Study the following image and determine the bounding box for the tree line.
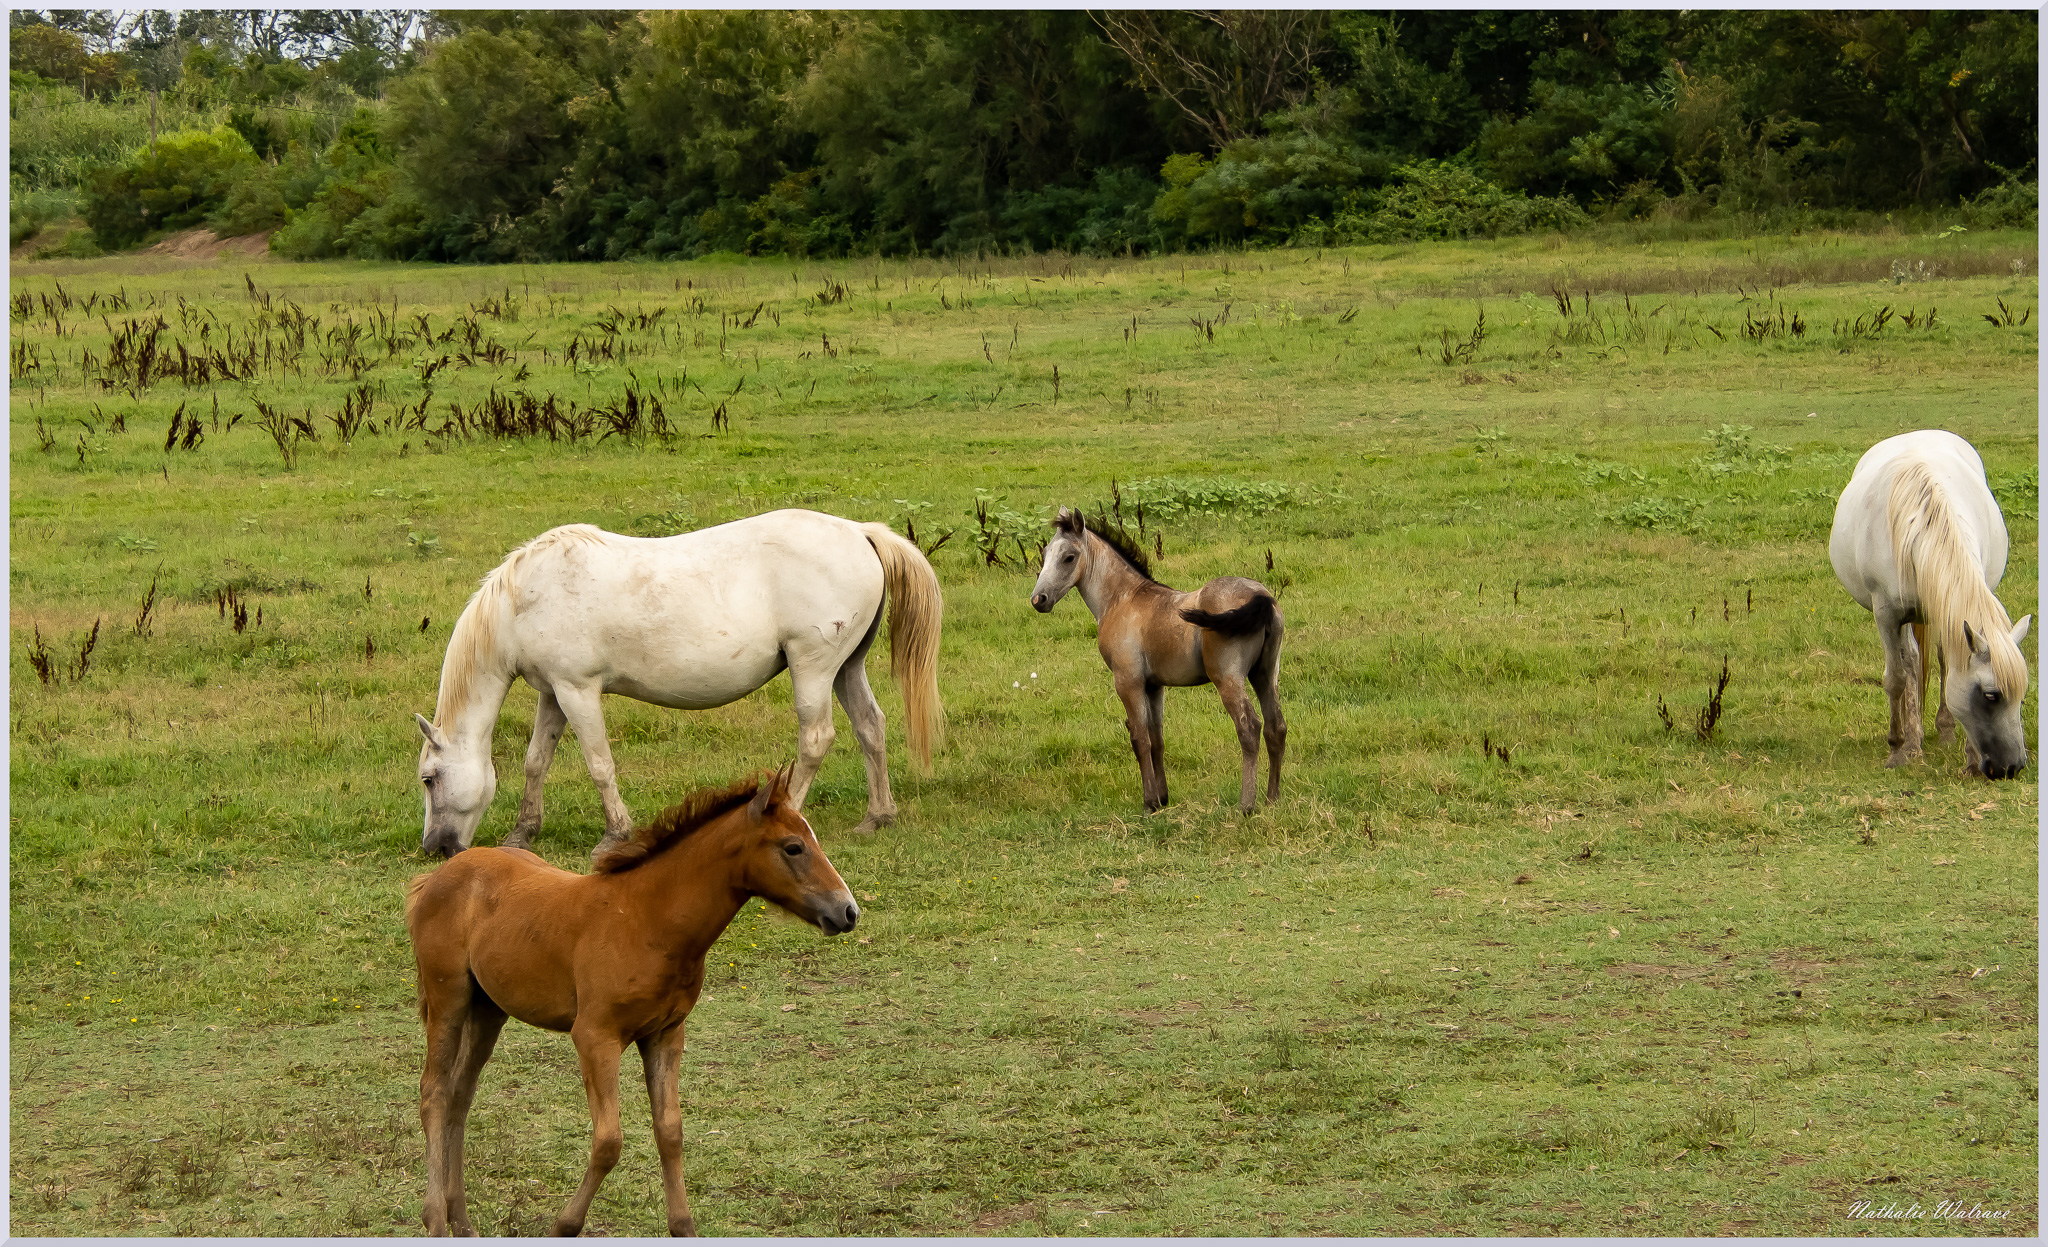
[10,9,2038,262]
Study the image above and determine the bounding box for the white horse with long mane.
[414,509,943,856]
[1829,430,2030,778]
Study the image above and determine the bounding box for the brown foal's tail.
[1180,593,1277,638]
[861,523,945,772]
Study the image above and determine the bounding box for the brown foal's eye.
[782,841,804,856]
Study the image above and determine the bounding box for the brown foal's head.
[737,767,860,935]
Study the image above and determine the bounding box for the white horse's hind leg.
[552,683,635,852]
[833,652,897,835]
[785,660,838,812]
[1879,609,1923,766]
[506,689,567,849]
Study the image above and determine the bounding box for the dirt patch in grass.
[140,228,273,261]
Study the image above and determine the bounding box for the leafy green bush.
[266,111,419,259]
[1959,167,2037,229]
[1687,423,1790,480]
[1119,477,1341,519]
[80,126,257,248]
[1991,467,2037,520]
[9,79,223,192]
[9,184,77,247]
[1478,80,1676,202]
[211,140,341,237]
[1309,161,1588,244]
[1002,167,1162,255]
[1152,95,1390,248]
[1598,495,1703,533]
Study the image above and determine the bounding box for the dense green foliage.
[9,9,2040,260]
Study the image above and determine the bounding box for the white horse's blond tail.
[862,523,945,771]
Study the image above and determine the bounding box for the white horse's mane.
[434,525,611,725]
[1887,460,2027,698]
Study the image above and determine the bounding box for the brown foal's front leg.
[638,1026,698,1236]
[1114,676,1164,810]
[553,1025,626,1237]
[1144,684,1169,808]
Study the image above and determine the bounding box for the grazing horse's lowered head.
[1949,616,2031,779]
[416,712,496,857]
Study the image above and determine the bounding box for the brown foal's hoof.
[669,1215,698,1236]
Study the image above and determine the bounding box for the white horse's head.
[1030,507,1088,612]
[416,713,497,856]
[1949,616,2031,779]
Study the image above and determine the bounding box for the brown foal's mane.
[590,775,762,874]
[1058,508,1156,583]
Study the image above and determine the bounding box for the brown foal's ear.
[748,763,795,820]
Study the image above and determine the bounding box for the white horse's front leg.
[1878,608,1923,766]
[506,689,568,849]
[552,683,635,853]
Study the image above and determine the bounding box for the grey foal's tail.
[1179,594,1277,638]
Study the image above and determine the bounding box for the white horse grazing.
[414,509,943,856]
[1829,430,2030,777]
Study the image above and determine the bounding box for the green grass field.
[9,228,2038,1236]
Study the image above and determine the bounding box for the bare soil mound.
[141,228,274,260]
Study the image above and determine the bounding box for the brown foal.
[1030,506,1286,812]
[405,765,858,1237]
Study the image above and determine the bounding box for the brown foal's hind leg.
[507,689,568,849]
[440,996,508,1236]
[553,1025,627,1237]
[419,973,488,1236]
[1214,672,1262,812]
[638,1026,697,1236]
